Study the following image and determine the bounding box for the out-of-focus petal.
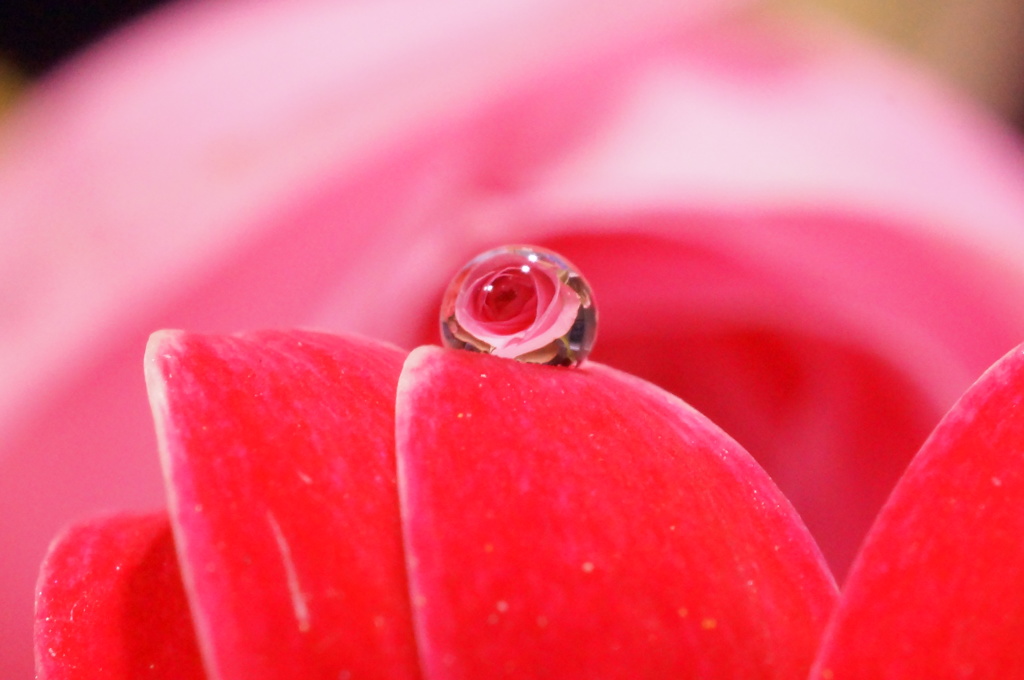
[146,330,419,680]
[0,2,743,668]
[34,513,205,680]
[811,342,1024,678]
[534,220,974,578]
[396,347,838,679]
[512,12,1024,575]
[0,0,738,436]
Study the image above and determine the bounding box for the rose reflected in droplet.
[440,245,596,366]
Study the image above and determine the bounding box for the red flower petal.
[396,347,838,678]
[812,343,1024,678]
[146,330,420,680]
[34,513,204,680]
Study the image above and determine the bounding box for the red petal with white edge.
[34,513,205,680]
[396,347,838,679]
[146,330,420,680]
[812,343,1024,679]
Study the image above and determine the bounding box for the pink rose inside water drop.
[454,250,582,359]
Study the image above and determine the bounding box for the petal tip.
[400,343,446,378]
[144,330,186,379]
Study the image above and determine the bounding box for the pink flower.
[442,245,595,363]
[37,329,838,679]
[33,328,1024,678]
[6,0,1024,676]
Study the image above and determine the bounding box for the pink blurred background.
[4,0,1024,677]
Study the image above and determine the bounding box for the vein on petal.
[266,511,311,633]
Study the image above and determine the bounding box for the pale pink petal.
[490,270,581,358]
[454,252,581,358]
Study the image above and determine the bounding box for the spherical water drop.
[440,245,597,367]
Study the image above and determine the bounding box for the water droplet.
[440,245,597,367]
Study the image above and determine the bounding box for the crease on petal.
[146,329,421,680]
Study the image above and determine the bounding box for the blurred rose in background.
[4,0,1024,676]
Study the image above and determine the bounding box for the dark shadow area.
[0,0,169,74]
